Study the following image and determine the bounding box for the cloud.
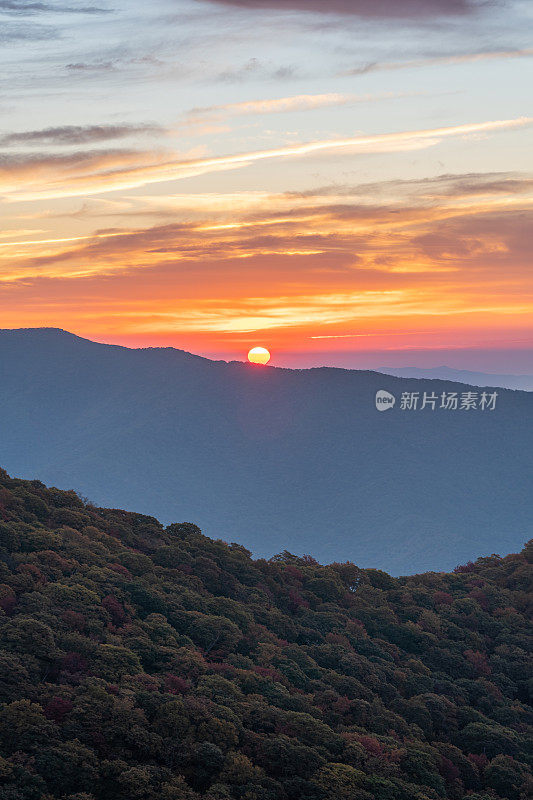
[189,91,403,119]
[214,58,298,83]
[1,117,530,201]
[0,124,162,147]
[1,158,531,365]
[0,21,58,41]
[0,0,108,41]
[0,148,156,194]
[286,172,533,201]
[410,173,533,199]
[0,1,108,13]
[65,61,118,73]
[199,0,489,19]
[1,179,531,342]
[64,54,166,76]
[3,171,532,272]
[343,48,533,76]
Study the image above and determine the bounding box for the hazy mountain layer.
[0,328,531,574]
[378,366,533,391]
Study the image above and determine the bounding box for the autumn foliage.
[0,469,531,800]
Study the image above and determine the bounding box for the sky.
[0,0,532,370]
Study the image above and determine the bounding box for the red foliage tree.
[61,610,86,631]
[61,652,89,674]
[464,649,491,677]
[44,697,73,723]
[102,595,126,627]
[164,675,190,694]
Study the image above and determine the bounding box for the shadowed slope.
[0,327,530,573]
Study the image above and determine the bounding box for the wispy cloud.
[1,164,531,354]
[343,48,533,75]
[65,61,117,73]
[200,0,488,20]
[0,0,109,42]
[2,171,531,278]
[63,54,165,77]
[214,58,298,83]
[0,1,108,14]
[0,21,58,41]
[2,117,530,201]
[0,124,162,147]
[1,193,531,341]
[189,91,406,119]
[286,173,533,202]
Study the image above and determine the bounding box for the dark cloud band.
[0,1,107,14]
[0,124,161,147]
[199,0,487,18]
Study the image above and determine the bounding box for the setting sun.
[247,346,271,365]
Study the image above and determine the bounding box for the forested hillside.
[0,470,531,800]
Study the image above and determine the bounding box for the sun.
[247,346,271,365]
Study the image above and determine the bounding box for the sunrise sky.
[1,0,532,369]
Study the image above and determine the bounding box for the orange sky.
[0,0,532,369]
[2,170,532,364]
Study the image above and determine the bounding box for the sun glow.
[247,347,271,365]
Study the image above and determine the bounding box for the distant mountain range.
[0,327,530,574]
[378,366,533,391]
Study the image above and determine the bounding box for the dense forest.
[0,470,531,800]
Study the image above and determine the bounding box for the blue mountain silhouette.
[0,327,530,574]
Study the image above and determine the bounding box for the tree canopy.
[0,469,531,799]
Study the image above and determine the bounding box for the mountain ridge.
[3,328,529,386]
[378,366,533,392]
[0,327,530,574]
